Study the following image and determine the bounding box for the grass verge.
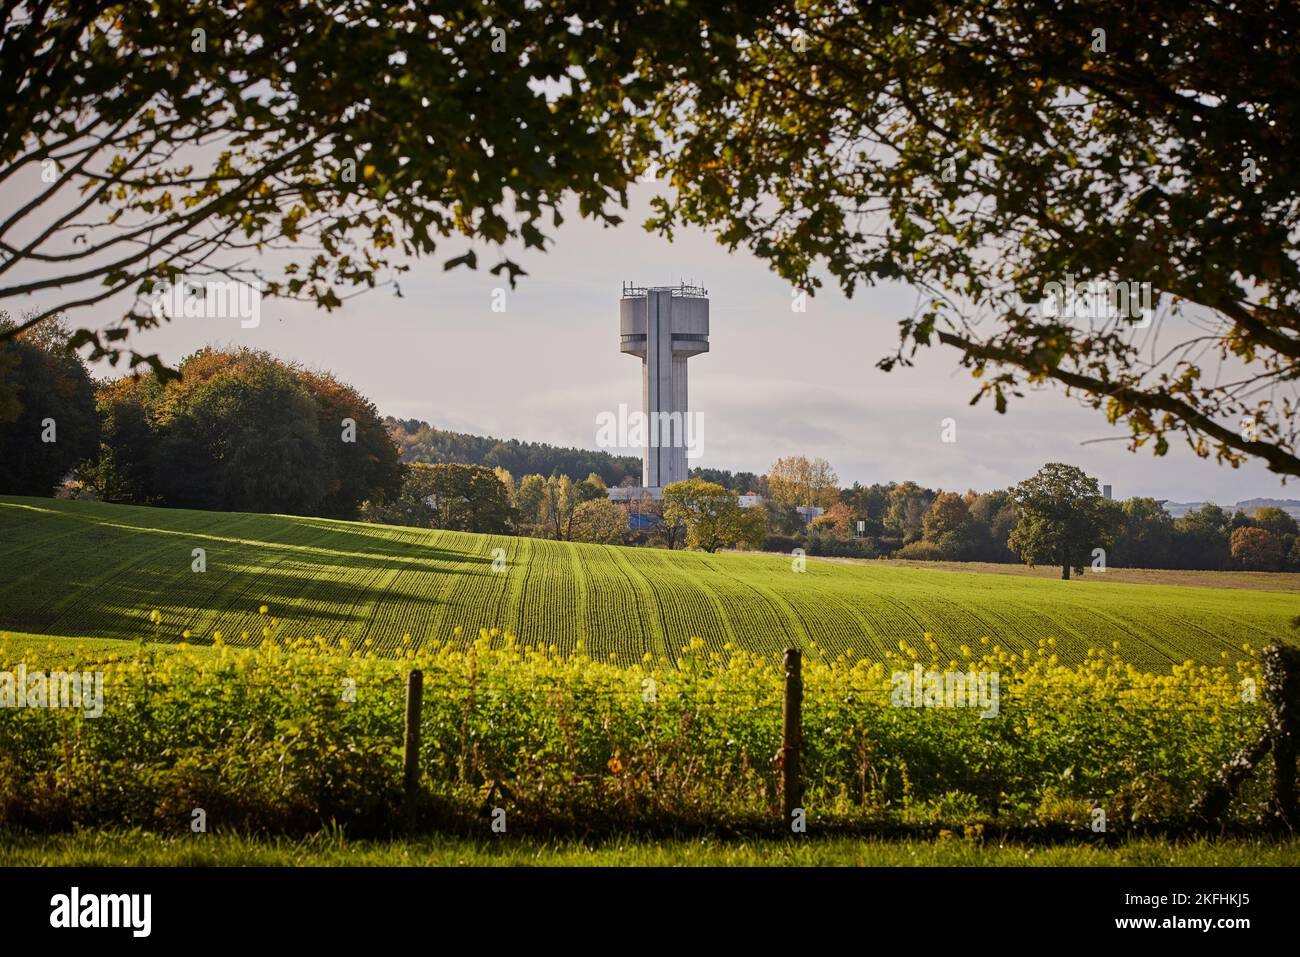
[3,829,1298,866]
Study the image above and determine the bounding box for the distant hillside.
[1237,498,1300,514]
[1163,499,1300,519]
[386,417,640,486]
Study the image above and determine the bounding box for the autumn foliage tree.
[767,455,839,509]
[808,500,857,538]
[1230,526,1284,571]
[570,498,628,545]
[540,474,578,541]
[149,353,331,513]
[1252,506,1299,541]
[295,368,403,518]
[88,348,399,516]
[922,491,972,545]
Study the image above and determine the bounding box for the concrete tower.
[619,282,709,491]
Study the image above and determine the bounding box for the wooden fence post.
[1265,646,1300,827]
[782,648,803,826]
[403,669,424,803]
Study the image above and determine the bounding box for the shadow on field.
[273,517,498,567]
[0,498,498,641]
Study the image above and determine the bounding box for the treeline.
[364,466,744,553]
[89,349,401,517]
[4,320,1296,573]
[363,464,641,546]
[388,417,641,487]
[770,476,1300,572]
[0,321,401,518]
[687,466,767,495]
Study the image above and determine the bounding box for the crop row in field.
[1,496,1295,667]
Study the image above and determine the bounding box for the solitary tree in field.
[1008,464,1113,580]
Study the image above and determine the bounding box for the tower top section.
[619,283,709,360]
[621,281,709,299]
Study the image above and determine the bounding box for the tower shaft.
[619,283,709,492]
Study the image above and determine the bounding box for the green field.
[1,496,1295,668]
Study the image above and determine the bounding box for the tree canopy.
[88,347,400,515]
[767,455,839,509]
[0,314,98,495]
[637,2,1300,479]
[0,0,671,372]
[662,478,766,553]
[5,2,1299,483]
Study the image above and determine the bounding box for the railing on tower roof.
[621,281,708,298]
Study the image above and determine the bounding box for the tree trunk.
[1061,556,1071,580]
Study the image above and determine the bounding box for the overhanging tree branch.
[937,329,1300,477]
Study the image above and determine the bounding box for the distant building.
[738,494,764,508]
[608,486,661,502]
[627,511,661,532]
[795,505,825,524]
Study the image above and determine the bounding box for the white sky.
[11,180,1292,505]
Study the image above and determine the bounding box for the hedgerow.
[0,626,1269,836]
